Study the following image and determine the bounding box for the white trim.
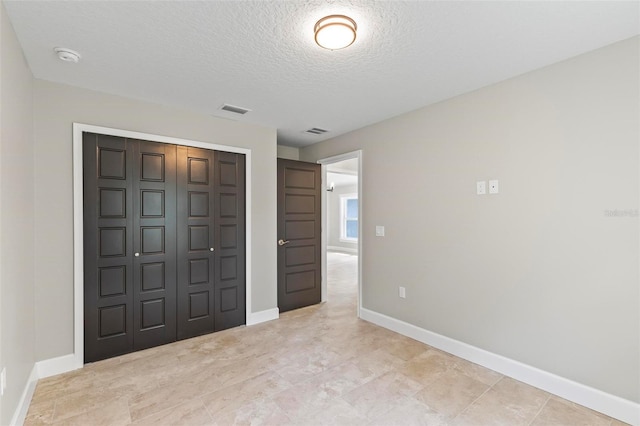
[72,123,255,368]
[10,366,37,426]
[35,354,79,379]
[246,308,280,326]
[360,307,640,426]
[318,151,363,317]
[327,245,358,254]
[326,168,357,176]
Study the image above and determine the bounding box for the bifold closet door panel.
[131,140,178,350]
[214,151,246,330]
[176,146,216,339]
[83,133,135,362]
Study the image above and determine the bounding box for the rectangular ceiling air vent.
[305,127,329,135]
[220,104,251,115]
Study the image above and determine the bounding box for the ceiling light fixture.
[54,47,81,63]
[314,15,357,50]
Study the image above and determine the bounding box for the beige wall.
[277,144,299,160]
[0,3,35,423]
[300,37,640,402]
[33,80,278,361]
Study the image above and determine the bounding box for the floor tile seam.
[448,361,502,389]
[197,394,217,423]
[335,393,398,424]
[124,396,134,425]
[346,363,394,390]
[525,394,552,426]
[405,392,455,421]
[48,399,58,425]
[449,379,494,423]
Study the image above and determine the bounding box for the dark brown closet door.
[176,146,216,339]
[84,135,177,361]
[84,133,135,362]
[85,132,246,361]
[131,140,177,350]
[213,151,246,330]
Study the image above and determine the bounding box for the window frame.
[340,193,358,243]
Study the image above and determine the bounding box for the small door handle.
[134,252,140,257]
[209,248,214,252]
[278,239,290,246]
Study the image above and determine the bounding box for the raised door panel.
[176,146,216,339]
[214,151,246,330]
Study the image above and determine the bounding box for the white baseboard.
[327,245,358,254]
[10,365,38,426]
[359,307,639,426]
[36,353,80,379]
[246,308,279,326]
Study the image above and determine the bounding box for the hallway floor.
[25,252,625,425]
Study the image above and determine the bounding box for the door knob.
[278,239,290,246]
[209,248,214,252]
[134,252,140,257]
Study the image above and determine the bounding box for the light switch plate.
[476,181,486,195]
[375,226,385,237]
[489,180,499,194]
[1,367,6,396]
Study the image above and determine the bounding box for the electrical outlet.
[375,226,385,237]
[399,286,406,298]
[476,181,486,195]
[1,367,6,396]
[489,179,499,194]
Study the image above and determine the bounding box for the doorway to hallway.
[319,152,362,316]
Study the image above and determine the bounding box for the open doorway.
[319,151,362,316]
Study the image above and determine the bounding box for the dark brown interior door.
[277,159,321,312]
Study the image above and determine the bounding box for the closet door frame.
[72,123,253,367]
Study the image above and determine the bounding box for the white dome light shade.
[314,15,357,50]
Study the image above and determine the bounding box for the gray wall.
[328,184,358,252]
[300,37,639,402]
[33,80,278,361]
[277,144,299,160]
[0,3,35,423]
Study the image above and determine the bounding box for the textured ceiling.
[4,1,639,147]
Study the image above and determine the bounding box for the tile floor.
[25,252,626,425]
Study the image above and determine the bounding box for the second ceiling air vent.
[305,127,329,135]
[220,104,251,115]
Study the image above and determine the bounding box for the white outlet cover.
[476,181,486,195]
[375,226,385,237]
[489,179,499,194]
[399,286,406,298]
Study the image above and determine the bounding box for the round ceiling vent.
[54,47,81,63]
